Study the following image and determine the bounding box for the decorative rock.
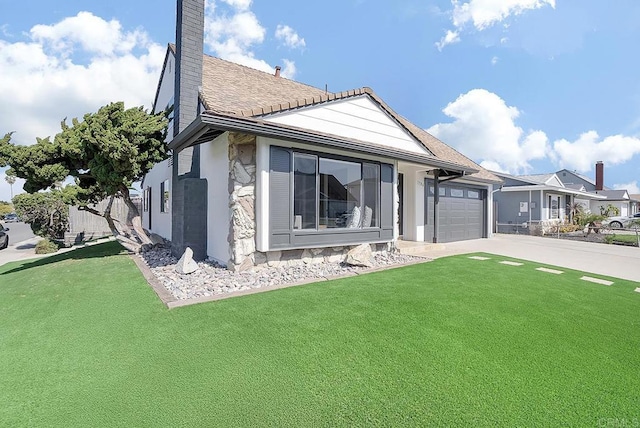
[175,247,200,274]
[345,243,374,267]
[142,246,423,301]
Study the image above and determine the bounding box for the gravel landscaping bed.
[141,247,425,300]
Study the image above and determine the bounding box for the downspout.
[433,169,440,243]
[528,190,532,225]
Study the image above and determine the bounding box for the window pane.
[293,154,317,229]
[468,190,479,199]
[451,188,464,198]
[319,158,361,228]
[161,180,170,212]
[362,163,379,228]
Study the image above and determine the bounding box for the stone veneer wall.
[227,132,394,272]
[227,132,257,271]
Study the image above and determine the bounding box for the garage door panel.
[424,182,485,243]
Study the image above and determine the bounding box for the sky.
[1,0,640,202]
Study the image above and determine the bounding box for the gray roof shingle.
[170,45,500,183]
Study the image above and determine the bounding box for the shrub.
[35,238,60,254]
[559,224,581,233]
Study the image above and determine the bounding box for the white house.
[142,0,501,271]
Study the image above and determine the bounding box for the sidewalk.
[0,237,45,267]
[0,236,116,268]
[412,234,640,283]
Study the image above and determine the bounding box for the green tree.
[12,190,70,239]
[599,204,620,217]
[0,200,13,218]
[0,102,168,252]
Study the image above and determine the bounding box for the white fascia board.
[500,185,606,199]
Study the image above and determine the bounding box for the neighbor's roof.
[556,168,611,190]
[166,45,500,183]
[593,189,629,200]
[515,173,556,185]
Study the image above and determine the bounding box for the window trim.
[290,149,382,233]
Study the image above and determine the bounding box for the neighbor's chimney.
[595,161,604,191]
[274,65,281,77]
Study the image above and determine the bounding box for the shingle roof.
[594,190,629,200]
[173,45,499,183]
[516,173,556,185]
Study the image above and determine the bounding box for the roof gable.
[173,51,500,183]
[261,94,432,156]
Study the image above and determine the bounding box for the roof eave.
[168,113,478,175]
[500,185,605,199]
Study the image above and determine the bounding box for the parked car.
[3,213,18,223]
[601,213,640,229]
[0,223,9,249]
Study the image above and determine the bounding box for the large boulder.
[175,247,200,274]
[344,244,374,268]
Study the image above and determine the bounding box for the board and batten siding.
[263,95,430,155]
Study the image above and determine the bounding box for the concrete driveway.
[0,222,43,267]
[422,234,640,283]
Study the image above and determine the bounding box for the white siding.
[154,53,176,139]
[263,95,430,155]
[141,51,175,239]
[142,159,172,240]
[201,133,230,264]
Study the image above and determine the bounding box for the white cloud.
[275,25,306,49]
[0,12,164,202]
[427,89,549,173]
[552,131,640,172]
[613,181,640,195]
[435,30,460,50]
[438,0,555,49]
[491,56,498,65]
[204,1,299,78]
[428,89,640,177]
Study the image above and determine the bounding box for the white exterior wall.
[263,96,430,155]
[142,159,172,240]
[398,164,493,241]
[141,51,176,240]
[255,136,398,252]
[590,200,629,217]
[154,53,176,134]
[201,133,230,264]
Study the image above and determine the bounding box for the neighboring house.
[491,172,602,232]
[556,162,635,216]
[592,190,632,217]
[142,0,501,271]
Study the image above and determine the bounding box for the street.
[2,221,35,245]
[0,221,40,267]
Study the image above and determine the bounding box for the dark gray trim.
[269,145,394,251]
[169,114,477,175]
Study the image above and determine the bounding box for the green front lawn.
[605,233,640,246]
[1,243,639,426]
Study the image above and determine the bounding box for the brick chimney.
[174,0,204,138]
[595,161,604,191]
[171,0,208,261]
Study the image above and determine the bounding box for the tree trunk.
[79,195,146,253]
[119,186,153,246]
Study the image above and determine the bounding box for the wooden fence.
[64,196,142,246]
